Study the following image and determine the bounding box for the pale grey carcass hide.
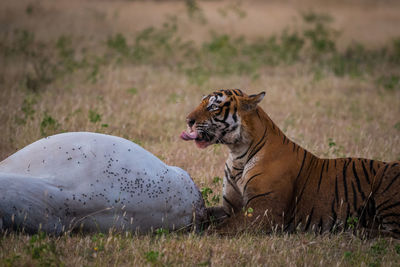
[0,132,206,234]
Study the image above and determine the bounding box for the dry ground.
[0,0,400,266]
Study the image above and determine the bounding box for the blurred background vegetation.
[0,0,400,265]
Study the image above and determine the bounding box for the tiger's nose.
[187,118,195,127]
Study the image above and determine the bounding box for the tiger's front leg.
[213,190,292,233]
[239,185,294,233]
[217,171,294,233]
[206,175,243,228]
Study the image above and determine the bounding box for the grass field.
[1,0,400,265]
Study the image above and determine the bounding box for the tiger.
[180,89,400,237]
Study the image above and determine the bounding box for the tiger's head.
[180,89,265,149]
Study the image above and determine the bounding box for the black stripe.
[224,169,229,180]
[234,171,243,181]
[295,150,307,183]
[256,109,262,122]
[232,89,240,96]
[214,107,224,116]
[369,160,374,172]
[378,201,400,213]
[243,173,263,194]
[246,127,267,163]
[382,173,400,194]
[218,100,231,109]
[343,159,349,202]
[325,159,330,172]
[294,157,317,208]
[226,175,241,196]
[245,191,273,207]
[318,217,323,233]
[351,182,358,210]
[223,196,235,211]
[232,106,237,122]
[383,221,400,227]
[282,135,286,144]
[214,103,231,123]
[292,142,296,152]
[334,160,337,169]
[391,229,400,234]
[246,140,266,164]
[352,161,366,200]
[381,213,400,219]
[224,168,229,179]
[250,125,267,153]
[222,105,230,121]
[375,164,390,192]
[317,160,326,192]
[370,160,376,175]
[235,141,253,160]
[376,198,391,210]
[225,163,233,180]
[306,156,316,174]
[295,174,312,206]
[304,207,315,231]
[361,160,371,184]
[366,192,376,220]
[232,166,243,171]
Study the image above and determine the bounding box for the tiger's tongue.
[180,130,210,149]
[180,131,198,141]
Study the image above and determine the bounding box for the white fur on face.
[207,95,227,110]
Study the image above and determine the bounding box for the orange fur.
[184,89,400,237]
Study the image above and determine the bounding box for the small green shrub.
[91,233,105,252]
[212,176,222,184]
[391,38,400,63]
[377,75,400,91]
[40,113,60,137]
[155,228,169,236]
[26,232,61,266]
[346,216,359,229]
[144,250,161,263]
[394,122,400,131]
[127,87,138,95]
[326,138,345,157]
[185,0,207,24]
[56,35,82,73]
[88,109,101,123]
[201,187,220,206]
[26,4,34,15]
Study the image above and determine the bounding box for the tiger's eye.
[210,104,219,111]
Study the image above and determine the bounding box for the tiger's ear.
[241,91,265,111]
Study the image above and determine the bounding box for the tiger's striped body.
[182,89,400,237]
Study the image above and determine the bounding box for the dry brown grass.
[1,0,400,266]
[1,231,400,266]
